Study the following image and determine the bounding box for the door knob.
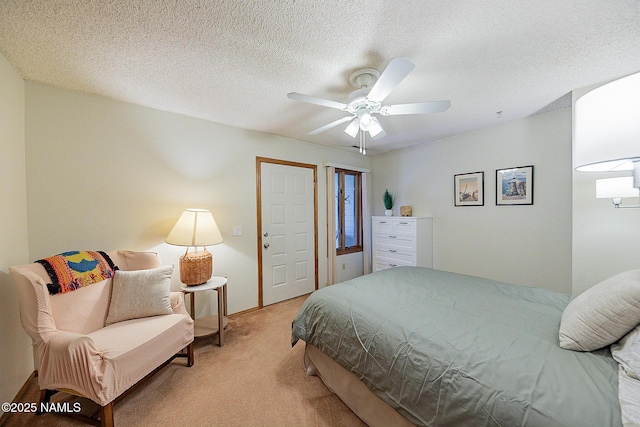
[263,232,269,237]
[263,243,270,249]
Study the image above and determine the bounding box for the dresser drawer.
[373,246,416,264]
[372,219,394,234]
[392,219,416,236]
[372,218,416,236]
[373,257,412,271]
[374,234,416,250]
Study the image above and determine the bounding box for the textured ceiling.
[1,1,640,155]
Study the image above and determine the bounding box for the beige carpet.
[2,295,366,427]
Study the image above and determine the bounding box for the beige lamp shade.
[166,208,223,285]
[166,208,223,247]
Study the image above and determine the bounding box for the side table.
[181,276,229,346]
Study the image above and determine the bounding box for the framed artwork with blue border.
[496,165,534,205]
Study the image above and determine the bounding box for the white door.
[260,161,316,306]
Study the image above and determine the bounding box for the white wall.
[24,82,371,317]
[371,109,573,293]
[0,54,32,412]
[336,252,364,283]
[572,84,640,296]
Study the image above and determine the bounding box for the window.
[335,169,362,254]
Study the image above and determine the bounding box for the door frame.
[256,157,318,308]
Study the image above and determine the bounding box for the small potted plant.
[382,189,394,216]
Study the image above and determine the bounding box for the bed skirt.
[303,343,416,427]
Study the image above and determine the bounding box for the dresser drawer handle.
[388,249,397,253]
[388,235,397,239]
[399,222,408,225]
[378,221,387,224]
[389,263,397,267]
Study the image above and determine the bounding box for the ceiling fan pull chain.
[362,131,367,155]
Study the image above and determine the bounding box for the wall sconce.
[574,71,640,194]
[166,208,224,285]
[596,177,640,208]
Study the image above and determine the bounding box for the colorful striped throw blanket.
[36,251,118,295]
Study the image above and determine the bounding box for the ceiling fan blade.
[380,100,451,116]
[366,58,415,103]
[287,92,347,110]
[308,116,354,135]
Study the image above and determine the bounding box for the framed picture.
[496,165,534,205]
[454,172,484,206]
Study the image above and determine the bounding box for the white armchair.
[10,250,194,427]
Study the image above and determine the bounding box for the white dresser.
[371,216,433,272]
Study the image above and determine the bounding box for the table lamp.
[166,208,223,285]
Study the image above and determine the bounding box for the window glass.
[335,169,362,255]
[344,174,357,248]
[335,173,341,250]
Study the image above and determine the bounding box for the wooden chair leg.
[100,402,114,427]
[187,341,194,367]
[36,389,56,415]
[33,346,191,426]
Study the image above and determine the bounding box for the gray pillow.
[559,269,640,351]
[105,265,173,325]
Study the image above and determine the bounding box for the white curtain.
[326,165,337,285]
[362,172,372,274]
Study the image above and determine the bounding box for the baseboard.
[230,306,259,318]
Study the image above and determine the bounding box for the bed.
[291,266,640,427]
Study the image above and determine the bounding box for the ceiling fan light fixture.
[344,119,360,138]
[359,111,373,131]
[368,117,383,137]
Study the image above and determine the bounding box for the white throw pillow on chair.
[105,264,173,325]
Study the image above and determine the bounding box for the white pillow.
[559,269,640,351]
[105,265,173,325]
[612,325,640,380]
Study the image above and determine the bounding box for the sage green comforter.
[291,267,621,427]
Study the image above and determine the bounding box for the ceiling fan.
[287,57,451,154]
